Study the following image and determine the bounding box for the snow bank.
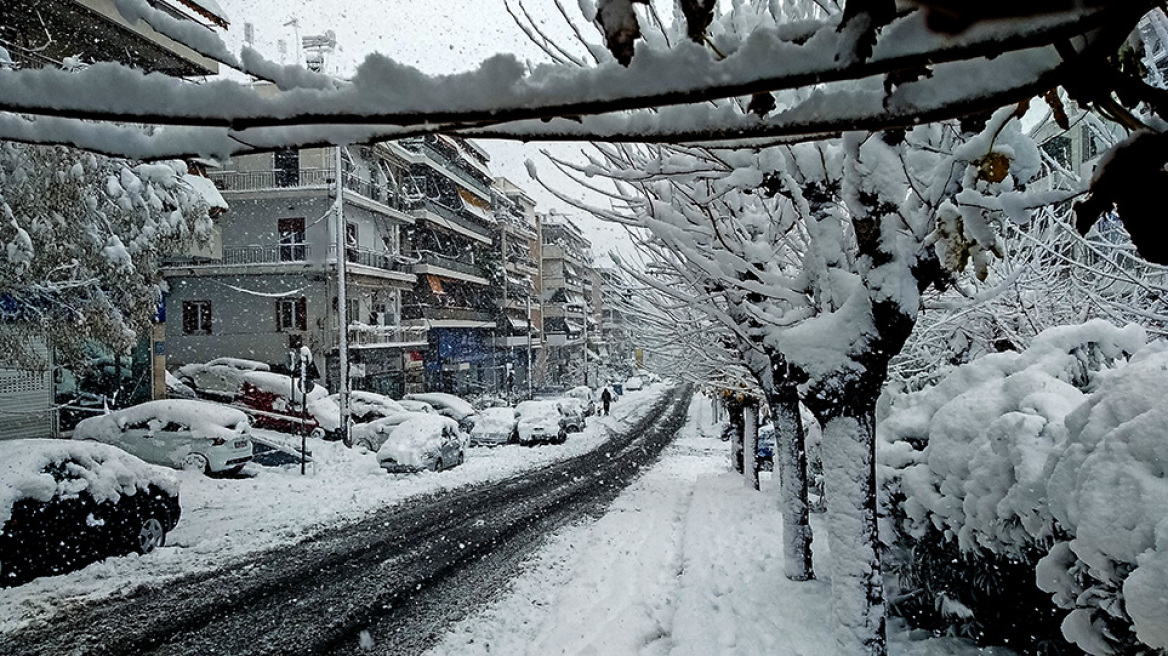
[1,439,178,525]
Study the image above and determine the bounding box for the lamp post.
[333,146,350,447]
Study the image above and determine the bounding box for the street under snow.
[5,386,1015,655]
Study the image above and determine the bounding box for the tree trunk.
[726,395,745,474]
[767,365,814,581]
[821,403,885,656]
[743,397,759,491]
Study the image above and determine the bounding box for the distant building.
[541,215,598,387]
[492,178,544,394]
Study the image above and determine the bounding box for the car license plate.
[234,440,248,449]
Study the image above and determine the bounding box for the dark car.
[1,439,182,587]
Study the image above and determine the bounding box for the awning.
[426,276,445,295]
[565,321,583,333]
[506,275,532,289]
[508,317,533,331]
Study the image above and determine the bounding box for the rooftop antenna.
[302,29,337,74]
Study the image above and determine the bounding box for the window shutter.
[203,302,212,334]
[296,297,307,331]
[183,303,195,334]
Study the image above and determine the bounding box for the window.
[274,149,300,187]
[277,297,307,332]
[279,218,306,262]
[182,301,212,335]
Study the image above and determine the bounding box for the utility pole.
[526,293,533,399]
[334,146,350,446]
[582,301,589,387]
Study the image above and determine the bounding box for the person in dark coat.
[600,387,612,416]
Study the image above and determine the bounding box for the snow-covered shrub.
[1037,340,1168,655]
[879,320,1145,651]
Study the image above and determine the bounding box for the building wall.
[0,335,53,438]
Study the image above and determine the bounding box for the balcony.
[167,243,415,277]
[208,169,409,212]
[506,255,540,275]
[402,305,496,326]
[412,250,488,284]
[400,139,492,197]
[348,324,429,348]
[408,198,494,242]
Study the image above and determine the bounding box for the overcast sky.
[216,0,637,267]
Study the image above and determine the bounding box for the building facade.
[540,216,598,388]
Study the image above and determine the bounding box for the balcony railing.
[402,305,496,323]
[401,139,492,196]
[348,324,429,347]
[506,255,540,273]
[208,169,408,211]
[415,250,485,279]
[408,198,494,239]
[169,243,413,275]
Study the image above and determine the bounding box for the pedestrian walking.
[600,387,612,416]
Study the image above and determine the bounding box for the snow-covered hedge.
[1038,341,1168,654]
[879,320,1161,653]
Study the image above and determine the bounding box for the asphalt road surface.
[2,385,693,656]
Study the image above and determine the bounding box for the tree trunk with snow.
[766,356,814,581]
[819,403,885,655]
[726,394,745,474]
[743,397,759,491]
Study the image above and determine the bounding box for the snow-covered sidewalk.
[423,394,1016,656]
[0,386,669,635]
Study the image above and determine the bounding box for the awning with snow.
[426,276,445,295]
[565,321,583,333]
[508,317,534,331]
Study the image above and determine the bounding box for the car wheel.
[458,449,465,466]
[432,457,444,472]
[135,517,167,554]
[181,452,209,474]
[356,437,375,451]
[310,427,326,440]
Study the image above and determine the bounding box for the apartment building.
[396,136,499,395]
[492,177,544,394]
[167,143,426,396]
[540,215,598,388]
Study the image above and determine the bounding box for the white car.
[555,397,587,433]
[469,407,518,446]
[332,390,408,423]
[376,415,466,473]
[174,357,270,400]
[403,392,478,432]
[74,399,253,475]
[350,410,432,451]
[624,376,645,391]
[565,386,597,416]
[397,399,435,414]
[514,400,567,445]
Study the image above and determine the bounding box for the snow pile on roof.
[240,371,326,401]
[376,415,457,469]
[1038,340,1168,654]
[404,393,475,420]
[74,399,250,442]
[1,439,178,525]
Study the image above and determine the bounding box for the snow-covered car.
[624,376,644,391]
[403,392,477,432]
[1,439,182,586]
[173,357,271,400]
[233,371,341,440]
[349,410,432,451]
[565,386,597,416]
[376,415,466,473]
[555,397,587,433]
[73,400,253,475]
[165,371,198,400]
[332,390,408,423]
[514,400,568,445]
[469,406,518,446]
[396,399,435,414]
